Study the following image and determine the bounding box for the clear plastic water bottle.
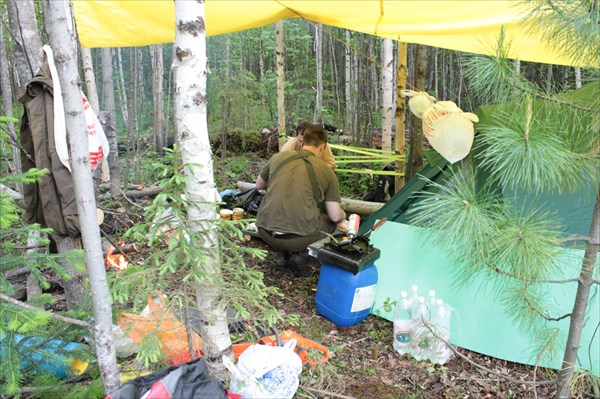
[409,285,419,314]
[428,290,436,310]
[430,298,453,364]
[393,291,412,356]
[411,296,431,361]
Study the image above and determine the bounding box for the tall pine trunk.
[557,187,600,398]
[174,0,232,377]
[41,0,119,393]
[406,44,426,180]
[395,41,408,191]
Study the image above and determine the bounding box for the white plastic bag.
[224,339,302,399]
[42,45,109,172]
[401,90,436,119]
[422,103,478,163]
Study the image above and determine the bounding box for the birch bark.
[381,38,394,155]
[6,0,43,97]
[41,0,120,393]
[81,47,99,113]
[174,0,232,376]
[314,23,323,123]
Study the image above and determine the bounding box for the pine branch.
[0,292,90,328]
[489,262,600,285]
[523,295,572,322]
[533,329,560,399]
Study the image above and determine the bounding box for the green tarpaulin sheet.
[370,222,599,374]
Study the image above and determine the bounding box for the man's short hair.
[302,125,328,147]
[295,121,313,136]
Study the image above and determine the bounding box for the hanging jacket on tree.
[19,61,80,239]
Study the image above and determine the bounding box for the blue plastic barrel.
[315,263,378,327]
[0,333,89,379]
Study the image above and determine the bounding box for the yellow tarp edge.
[73,0,597,68]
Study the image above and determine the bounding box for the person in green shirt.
[256,125,346,276]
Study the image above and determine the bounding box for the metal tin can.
[346,214,360,239]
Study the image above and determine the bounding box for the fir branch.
[0,293,90,328]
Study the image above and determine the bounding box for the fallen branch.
[0,292,90,328]
[124,186,163,198]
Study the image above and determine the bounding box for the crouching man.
[255,125,346,276]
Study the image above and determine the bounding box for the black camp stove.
[308,234,381,275]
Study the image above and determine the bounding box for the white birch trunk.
[381,38,394,155]
[314,23,323,123]
[151,45,165,152]
[276,20,286,149]
[6,0,43,97]
[174,0,232,375]
[575,67,582,88]
[116,48,129,130]
[41,0,120,393]
[345,30,352,131]
[81,47,99,114]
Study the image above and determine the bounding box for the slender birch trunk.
[381,38,394,155]
[6,0,43,97]
[152,45,165,153]
[81,47,100,113]
[575,67,582,88]
[314,23,323,123]
[174,0,232,377]
[276,20,286,149]
[41,0,119,393]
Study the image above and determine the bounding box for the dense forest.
[1,1,598,398]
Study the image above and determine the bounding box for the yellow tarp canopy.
[73,0,593,67]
